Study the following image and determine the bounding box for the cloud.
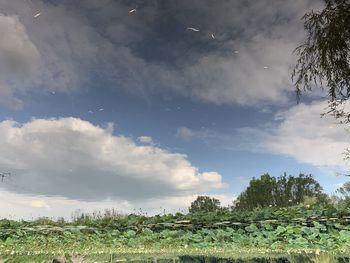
[0,82,24,110]
[0,117,225,201]
[137,136,153,144]
[30,199,50,208]
[177,127,194,139]
[0,14,41,109]
[0,15,40,75]
[238,101,350,170]
[0,188,235,220]
[0,0,323,108]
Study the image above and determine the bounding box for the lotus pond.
[1,204,350,262]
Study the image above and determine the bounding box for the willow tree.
[293,0,350,122]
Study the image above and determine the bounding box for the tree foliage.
[189,195,221,213]
[293,0,350,122]
[234,173,328,209]
[334,181,350,205]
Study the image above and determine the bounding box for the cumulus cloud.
[0,117,225,201]
[238,101,350,169]
[0,0,323,108]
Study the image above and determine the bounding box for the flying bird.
[98,108,104,111]
[211,33,215,39]
[234,50,239,54]
[129,8,137,13]
[187,27,200,32]
[88,110,93,114]
[263,66,269,69]
[34,12,41,18]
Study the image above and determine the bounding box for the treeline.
[189,173,350,213]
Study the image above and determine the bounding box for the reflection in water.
[105,255,350,263]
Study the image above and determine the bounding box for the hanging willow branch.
[292,0,350,122]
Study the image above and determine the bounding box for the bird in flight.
[98,108,104,111]
[129,8,137,13]
[187,27,200,32]
[34,12,41,18]
[234,50,239,54]
[211,33,215,39]
[263,66,269,69]
[88,110,93,114]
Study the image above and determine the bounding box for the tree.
[189,195,221,213]
[293,0,350,123]
[329,181,350,206]
[335,181,350,206]
[234,173,328,209]
[234,174,277,210]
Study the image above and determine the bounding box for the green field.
[1,204,350,262]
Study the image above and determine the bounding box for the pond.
[2,254,350,263]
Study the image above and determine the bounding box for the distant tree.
[335,181,350,206]
[293,0,350,123]
[275,173,329,206]
[189,195,221,213]
[234,173,328,209]
[234,174,277,210]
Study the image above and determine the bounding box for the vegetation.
[189,196,221,213]
[233,173,328,210]
[293,0,350,122]
[292,0,350,208]
[2,173,350,261]
[331,181,350,207]
[1,203,350,261]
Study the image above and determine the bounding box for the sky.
[0,0,349,220]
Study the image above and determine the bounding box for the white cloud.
[30,199,50,209]
[239,101,350,170]
[0,189,235,220]
[137,136,153,144]
[0,117,225,201]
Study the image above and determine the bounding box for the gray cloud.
[0,14,41,108]
[0,82,24,110]
[0,0,323,108]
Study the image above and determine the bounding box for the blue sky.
[0,0,349,220]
